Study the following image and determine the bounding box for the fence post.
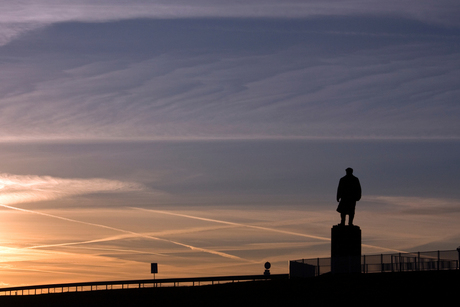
[417,252,420,271]
[363,255,366,273]
[317,258,320,276]
[457,247,460,269]
[437,250,440,270]
[381,254,384,273]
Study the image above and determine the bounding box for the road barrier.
[0,274,289,296]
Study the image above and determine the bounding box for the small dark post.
[363,254,366,273]
[437,250,440,270]
[457,247,460,269]
[418,251,421,271]
[381,254,384,273]
[331,225,361,274]
[151,263,158,280]
[264,262,271,275]
[317,257,320,275]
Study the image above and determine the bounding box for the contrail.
[132,207,332,241]
[132,207,407,253]
[28,224,235,251]
[0,204,247,261]
[27,235,167,257]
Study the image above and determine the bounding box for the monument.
[331,225,361,274]
[332,168,362,274]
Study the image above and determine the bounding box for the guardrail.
[290,249,460,278]
[0,274,289,296]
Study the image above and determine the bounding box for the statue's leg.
[340,213,346,225]
[349,211,354,226]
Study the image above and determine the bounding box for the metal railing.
[362,250,459,273]
[290,249,459,278]
[0,274,289,296]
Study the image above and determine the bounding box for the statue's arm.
[336,180,341,202]
[356,179,362,201]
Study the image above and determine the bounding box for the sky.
[0,1,459,287]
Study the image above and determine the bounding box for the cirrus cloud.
[0,173,144,205]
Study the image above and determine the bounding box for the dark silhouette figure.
[336,167,361,226]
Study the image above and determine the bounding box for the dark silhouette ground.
[1,270,458,307]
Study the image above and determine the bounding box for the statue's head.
[346,167,353,175]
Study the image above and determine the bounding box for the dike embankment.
[1,270,458,307]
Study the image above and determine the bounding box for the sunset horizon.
[0,1,459,288]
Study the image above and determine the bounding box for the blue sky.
[0,1,459,140]
[0,1,459,287]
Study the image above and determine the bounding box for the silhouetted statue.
[336,168,361,226]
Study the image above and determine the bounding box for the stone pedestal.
[331,225,361,274]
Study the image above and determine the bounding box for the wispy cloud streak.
[0,204,247,261]
[366,195,460,215]
[0,173,143,205]
[133,208,406,253]
[0,18,458,141]
[1,1,459,27]
[133,207,330,241]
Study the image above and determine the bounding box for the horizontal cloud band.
[0,173,144,205]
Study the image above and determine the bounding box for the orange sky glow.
[0,171,458,287]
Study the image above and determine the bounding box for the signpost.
[151,263,158,280]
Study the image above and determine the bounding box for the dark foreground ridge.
[1,270,458,307]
